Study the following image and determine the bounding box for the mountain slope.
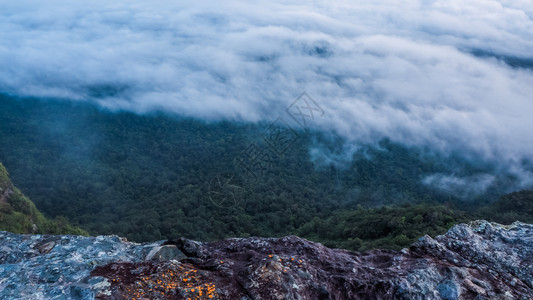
[0,162,86,235]
[1,94,526,244]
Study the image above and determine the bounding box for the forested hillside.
[0,162,86,235]
[0,94,531,249]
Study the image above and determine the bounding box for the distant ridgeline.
[0,162,86,235]
[0,94,532,250]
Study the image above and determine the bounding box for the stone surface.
[0,232,159,299]
[146,245,187,262]
[1,220,533,299]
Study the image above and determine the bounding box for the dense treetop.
[0,94,531,250]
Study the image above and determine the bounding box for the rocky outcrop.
[1,220,533,299]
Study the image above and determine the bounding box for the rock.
[145,245,187,261]
[0,231,155,299]
[164,237,207,258]
[33,237,59,254]
[1,221,533,299]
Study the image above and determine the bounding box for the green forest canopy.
[0,162,86,235]
[0,94,532,250]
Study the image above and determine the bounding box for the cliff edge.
[1,220,532,299]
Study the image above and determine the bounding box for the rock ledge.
[1,220,532,299]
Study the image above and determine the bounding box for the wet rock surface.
[1,220,533,299]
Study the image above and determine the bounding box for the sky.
[1,0,533,185]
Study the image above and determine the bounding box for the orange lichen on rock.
[93,262,219,299]
[267,254,305,271]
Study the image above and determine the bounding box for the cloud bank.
[1,0,533,176]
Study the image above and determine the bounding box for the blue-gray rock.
[1,220,533,299]
[0,232,162,299]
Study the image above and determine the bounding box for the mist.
[422,173,496,199]
[1,0,533,187]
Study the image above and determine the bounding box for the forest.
[0,162,86,235]
[0,93,532,250]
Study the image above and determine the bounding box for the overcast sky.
[1,0,533,177]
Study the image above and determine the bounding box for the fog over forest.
[1,0,533,187]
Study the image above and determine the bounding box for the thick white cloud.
[1,0,533,173]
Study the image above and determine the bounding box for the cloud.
[422,173,496,198]
[1,0,533,179]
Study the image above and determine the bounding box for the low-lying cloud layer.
[1,0,533,174]
[422,173,496,199]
